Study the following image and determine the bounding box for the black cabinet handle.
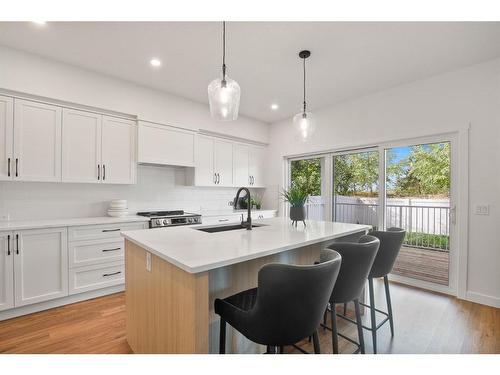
[214,173,217,184]
[103,271,121,277]
[7,235,10,256]
[97,164,100,180]
[7,158,10,177]
[102,247,121,252]
[15,158,18,177]
[102,228,121,232]
[16,234,19,255]
[217,173,220,184]
[103,164,106,181]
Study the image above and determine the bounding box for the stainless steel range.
[137,210,202,228]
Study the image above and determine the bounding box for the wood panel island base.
[122,218,370,354]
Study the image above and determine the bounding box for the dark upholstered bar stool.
[214,249,342,354]
[323,235,380,354]
[362,227,406,354]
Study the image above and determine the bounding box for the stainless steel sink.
[194,223,268,233]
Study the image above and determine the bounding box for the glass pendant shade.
[208,76,241,121]
[293,111,316,141]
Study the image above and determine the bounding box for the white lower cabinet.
[0,232,14,311]
[0,220,147,318]
[67,222,145,295]
[14,227,68,307]
[69,261,124,295]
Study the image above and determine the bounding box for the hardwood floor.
[0,280,498,354]
[393,246,449,285]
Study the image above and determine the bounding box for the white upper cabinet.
[101,116,136,184]
[249,145,266,187]
[214,139,233,187]
[195,134,265,188]
[194,135,234,187]
[13,99,62,182]
[0,232,14,311]
[13,227,68,307]
[0,95,14,181]
[138,122,194,167]
[62,109,102,183]
[232,143,266,188]
[194,135,216,186]
[233,143,250,187]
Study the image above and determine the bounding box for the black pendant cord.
[222,21,227,84]
[302,56,307,113]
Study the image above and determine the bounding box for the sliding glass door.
[288,134,458,294]
[384,141,454,288]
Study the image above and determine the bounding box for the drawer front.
[68,222,146,241]
[201,214,243,226]
[69,238,124,268]
[253,211,276,220]
[69,262,124,295]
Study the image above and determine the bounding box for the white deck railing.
[304,198,450,252]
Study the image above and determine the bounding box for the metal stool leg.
[343,302,347,316]
[312,331,321,354]
[330,303,339,354]
[368,278,377,354]
[219,319,226,354]
[384,276,394,337]
[354,299,365,354]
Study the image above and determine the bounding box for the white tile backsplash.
[0,165,259,220]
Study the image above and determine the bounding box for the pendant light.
[293,50,316,141]
[208,21,241,121]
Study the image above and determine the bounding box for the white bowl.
[107,207,128,211]
[109,200,127,208]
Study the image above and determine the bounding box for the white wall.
[0,165,262,219]
[0,45,269,143]
[265,59,500,307]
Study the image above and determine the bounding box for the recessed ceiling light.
[270,103,279,110]
[32,21,47,26]
[150,58,161,67]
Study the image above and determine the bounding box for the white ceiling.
[0,22,500,123]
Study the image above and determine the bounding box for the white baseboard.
[0,284,124,321]
[465,291,500,308]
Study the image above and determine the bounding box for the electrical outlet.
[0,213,10,221]
[474,205,490,215]
[146,252,152,272]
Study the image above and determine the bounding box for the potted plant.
[251,196,262,210]
[281,184,308,226]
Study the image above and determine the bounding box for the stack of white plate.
[107,200,128,217]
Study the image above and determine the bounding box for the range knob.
[163,219,170,226]
[155,219,163,226]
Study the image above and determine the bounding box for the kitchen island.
[121,217,370,354]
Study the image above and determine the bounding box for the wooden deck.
[392,246,449,285]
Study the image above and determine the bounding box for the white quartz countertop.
[121,217,370,274]
[0,215,149,231]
